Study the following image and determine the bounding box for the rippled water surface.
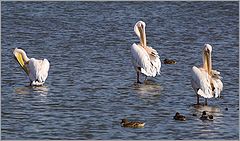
[1,1,239,140]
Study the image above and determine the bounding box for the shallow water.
[1,1,239,140]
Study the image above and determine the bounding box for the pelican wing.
[212,69,222,79]
[131,43,160,77]
[212,74,223,98]
[28,58,50,85]
[13,50,29,75]
[148,46,161,76]
[191,66,213,98]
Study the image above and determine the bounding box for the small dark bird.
[200,111,213,121]
[192,113,197,116]
[164,59,176,64]
[208,115,213,120]
[173,112,186,121]
[121,119,145,128]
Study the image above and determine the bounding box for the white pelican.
[131,21,161,83]
[13,48,50,86]
[191,44,223,105]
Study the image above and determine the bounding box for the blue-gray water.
[1,1,239,140]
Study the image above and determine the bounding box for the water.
[1,1,239,140]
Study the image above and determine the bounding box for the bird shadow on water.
[192,104,220,112]
[189,103,223,120]
[15,85,49,96]
[131,79,162,98]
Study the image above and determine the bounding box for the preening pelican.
[191,44,223,105]
[131,21,161,83]
[13,48,50,86]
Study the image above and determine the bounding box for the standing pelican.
[13,48,50,86]
[191,44,223,105]
[131,21,161,83]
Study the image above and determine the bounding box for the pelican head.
[202,44,212,75]
[13,48,30,75]
[204,44,212,53]
[134,21,146,47]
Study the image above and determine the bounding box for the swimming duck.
[200,111,213,121]
[163,59,176,64]
[121,119,145,128]
[192,113,197,116]
[173,112,186,121]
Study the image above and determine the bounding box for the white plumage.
[13,48,50,86]
[131,21,161,83]
[191,44,223,105]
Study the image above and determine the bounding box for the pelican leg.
[144,76,147,83]
[204,98,207,106]
[197,95,200,105]
[137,71,141,83]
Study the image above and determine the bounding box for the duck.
[163,58,176,64]
[121,119,145,128]
[173,112,186,121]
[200,111,213,121]
[192,113,197,116]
